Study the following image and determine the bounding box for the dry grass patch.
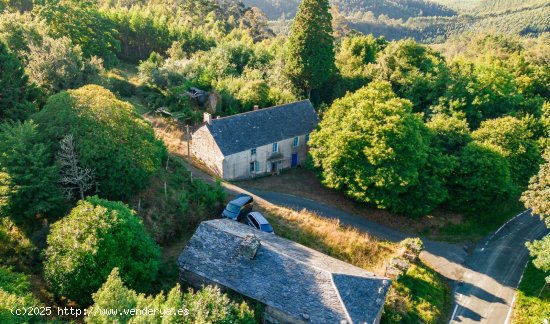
[257,204,397,275]
[251,201,450,323]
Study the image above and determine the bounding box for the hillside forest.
[0,0,548,323]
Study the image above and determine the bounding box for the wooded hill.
[245,0,550,42]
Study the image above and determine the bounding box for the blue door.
[291,153,298,167]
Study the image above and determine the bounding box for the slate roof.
[178,220,391,323]
[204,100,318,156]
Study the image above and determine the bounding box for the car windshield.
[226,203,240,213]
[260,224,273,232]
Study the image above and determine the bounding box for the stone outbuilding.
[191,100,319,180]
[178,220,391,323]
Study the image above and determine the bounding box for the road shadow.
[456,281,507,304]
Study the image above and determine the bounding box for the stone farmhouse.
[178,220,391,324]
[191,100,319,180]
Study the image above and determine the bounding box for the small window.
[293,136,299,147]
[273,142,279,153]
[305,134,310,143]
[250,161,260,173]
[251,148,256,156]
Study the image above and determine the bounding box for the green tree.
[32,85,166,201]
[34,0,120,67]
[26,36,100,94]
[284,0,336,98]
[434,59,524,128]
[0,12,44,58]
[473,116,542,189]
[426,114,472,155]
[0,122,63,224]
[521,150,550,221]
[0,267,42,324]
[0,41,36,122]
[309,81,443,216]
[86,268,256,323]
[370,39,449,115]
[448,143,514,213]
[526,236,550,283]
[44,196,161,305]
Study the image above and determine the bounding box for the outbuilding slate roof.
[205,100,318,156]
[178,219,391,323]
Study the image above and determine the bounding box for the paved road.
[450,210,548,324]
[246,189,468,282]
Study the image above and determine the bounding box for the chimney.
[203,112,212,125]
[253,105,259,111]
[240,234,261,260]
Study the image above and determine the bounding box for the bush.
[32,85,166,201]
[86,268,256,323]
[131,159,225,244]
[0,267,42,324]
[44,196,161,305]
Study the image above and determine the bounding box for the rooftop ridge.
[210,99,312,122]
[202,220,381,279]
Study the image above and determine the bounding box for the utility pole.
[186,124,191,164]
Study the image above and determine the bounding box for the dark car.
[221,194,253,221]
[245,212,275,234]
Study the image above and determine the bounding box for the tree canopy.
[44,196,161,305]
[284,0,335,98]
[0,41,36,122]
[0,121,63,224]
[473,116,542,189]
[448,143,514,213]
[32,85,166,200]
[309,81,444,216]
[86,268,256,323]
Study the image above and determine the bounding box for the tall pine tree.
[0,42,36,122]
[284,0,336,98]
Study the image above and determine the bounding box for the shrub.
[44,196,161,305]
[131,159,225,244]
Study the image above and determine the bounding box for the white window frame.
[250,161,259,173]
[251,148,257,156]
[273,142,279,153]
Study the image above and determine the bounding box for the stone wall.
[190,125,224,176]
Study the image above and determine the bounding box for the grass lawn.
[237,167,524,243]
[512,260,550,323]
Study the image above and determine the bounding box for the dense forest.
[247,0,549,42]
[0,0,548,322]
